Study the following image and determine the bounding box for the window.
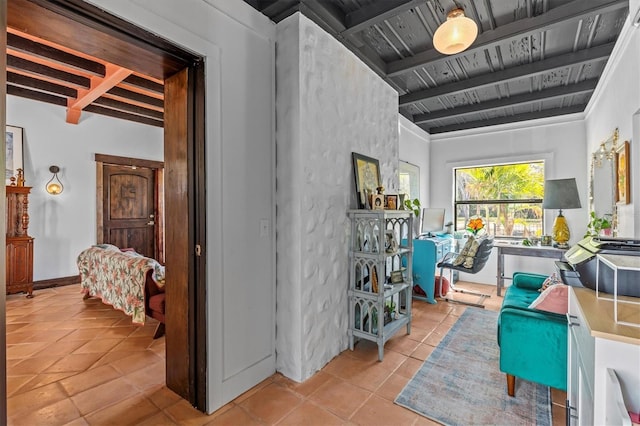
[455,162,544,238]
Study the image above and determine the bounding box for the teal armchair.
[497,272,567,396]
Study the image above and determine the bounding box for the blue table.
[412,236,452,303]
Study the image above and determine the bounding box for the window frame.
[453,161,546,239]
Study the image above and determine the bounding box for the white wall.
[86,0,276,413]
[429,118,587,284]
[585,19,640,238]
[6,95,162,280]
[275,13,399,382]
[399,115,430,206]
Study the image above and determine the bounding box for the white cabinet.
[567,288,640,425]
[348,210,412,361]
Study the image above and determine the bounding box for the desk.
[496,243,566,296]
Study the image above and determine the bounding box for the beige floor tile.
[350,394,417,425]
[409,343,435,361]
[45,353,105,374]
[164,399,215,426]
[7,382,69,419]
[145,385,184,410]
[9,397,81,426]
[137,411,180,426]
[278,400,344,426]
[273,371,333,398]
[307,378,371,420]
[204,406,263,426]
[84,394,160,425]
[59,364,122,396]
[71,377,139,415]
[4,282,562,426]
[72,338,124,354]
[395,357,424,379]
[373,373,409,402]
[239,382,303,424]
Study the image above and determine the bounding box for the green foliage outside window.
[455,162,545,238]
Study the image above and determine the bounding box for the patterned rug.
[395,308,551,425]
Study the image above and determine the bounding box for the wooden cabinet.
[6,186,34,297]
[567,287,640,425]
[347,210,413,361]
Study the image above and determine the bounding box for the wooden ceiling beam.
[7,32,106,77]
[93,96,164,120]
[425,104,586,134]
[387,0,627,77]
[400,42,614,107]
[123,74,164,95]
[107,87,165,108]
[7,71,78,98]
[7,84,67,106]
[414,79,598,123]
[84,104,163,127]
[7,54,91,88]
[66,64,133,124]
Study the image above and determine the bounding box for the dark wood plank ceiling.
[245,0,628,134]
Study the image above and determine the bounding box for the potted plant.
[404,198,421,236]
[584,211,613,237]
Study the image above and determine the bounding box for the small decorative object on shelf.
[16,168,25,187]
[372,194,385,210]
[348,209,413,360]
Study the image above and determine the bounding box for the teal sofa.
[497,272,567,396]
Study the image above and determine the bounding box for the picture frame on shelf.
[372,194,385,210]
[615,140,630,204]
[352,152,381,209]
[6,125,24,185]
[386,194,398,210]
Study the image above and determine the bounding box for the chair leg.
[507,374,515,397]
[153,322,165,339]
[438,264,490,308]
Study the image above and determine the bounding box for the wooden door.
[103,164,155,258]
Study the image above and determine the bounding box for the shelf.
[348,209,412,361]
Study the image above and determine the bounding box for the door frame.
[4,0,208,412]
[95,154,165,263]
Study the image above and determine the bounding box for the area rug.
[395,308,551,425]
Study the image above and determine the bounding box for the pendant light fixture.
[433,8,478,55]
[46,165,64,195]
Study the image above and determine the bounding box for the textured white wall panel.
[276,13,399,382]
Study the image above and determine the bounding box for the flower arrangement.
[466,216,485,236]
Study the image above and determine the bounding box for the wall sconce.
[46,165,64,195]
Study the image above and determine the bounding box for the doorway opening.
[5,0,208,412]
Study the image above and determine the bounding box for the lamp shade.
[433,8,478,55]
[543,178,581,210]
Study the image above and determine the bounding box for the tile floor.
[6,282,566,425]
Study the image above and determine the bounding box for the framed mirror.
[399,160,420,201]
[589,128,618,235]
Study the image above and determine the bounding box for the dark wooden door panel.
[103,164,155,258]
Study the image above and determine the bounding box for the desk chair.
[437,237,493,308]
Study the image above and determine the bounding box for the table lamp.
[542,178,581,248]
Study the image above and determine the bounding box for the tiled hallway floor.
[6,283,566,425]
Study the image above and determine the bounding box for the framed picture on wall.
[615,140,630,204]
[6,125,24,185]
[352,152,381,209]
